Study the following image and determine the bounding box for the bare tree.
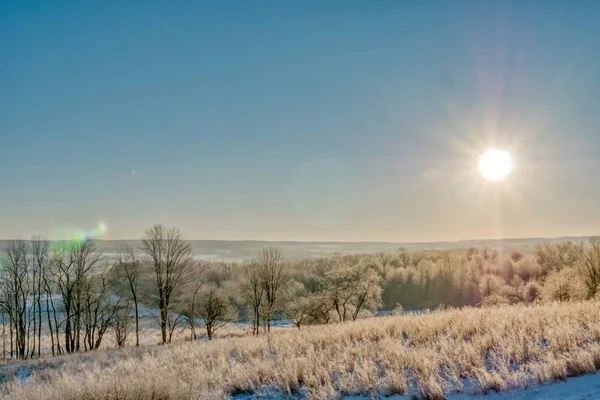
[0,240,29,358]
[288,296,311,329]
[30,237,50,358]
[240,262,264,335]
[1,311,7,359]
[349,266,382,321]
[290,294,335,328]
[282,281,332,329]
[181,280,202,341]
[321,259,382,322]
[51,242,77,354]
[534,242,583,272]
[581,237,600,298]
[82,273,122,351]
[42,251,62,355]
[140,224,193,344]
[397,247,411,268]
[51,240,103,353]
[257,247,284,332]
[115,245,141,346]
[377,252,392,277]
[113,301,132,348]
[167,313,186,343]
[196,284,234,340]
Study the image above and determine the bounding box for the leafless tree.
[30,237,50,358]
[51,240,103,353]
[140,224,193,344]
[115,244,141,346]
[240,262,264,335]
[349,266,382,321]
[288,296,311,329]
[43,254,62,356]
[167,313,186,343]
[397,247,411,268]
[181,280,202,341]
[534,241,583,272]
[113,300,132,348]
[82,273,122,351]
[257,247,284,332]
[283,281,332,329]
[377,251,393,276]
[0,240,29,358]
[581,237,600,298]
[196,284,234,340]
[1,311,7,359]
[322,259,382,322]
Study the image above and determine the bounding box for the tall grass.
[2,301,600,399]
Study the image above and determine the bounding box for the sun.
[478,149,513,181]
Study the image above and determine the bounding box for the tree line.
[0,224,384,359]
[1,225,599,360]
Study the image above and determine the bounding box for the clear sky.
[1,1,599,242]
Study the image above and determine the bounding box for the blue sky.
[1,1,599,241]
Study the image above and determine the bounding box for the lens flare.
[50,223,109,249]
[81,222,108,240]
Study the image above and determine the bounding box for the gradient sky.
[1,1,599,242]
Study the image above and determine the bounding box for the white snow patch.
[233,373,600,399]
[450,372,600,399]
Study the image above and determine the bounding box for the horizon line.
[0,234,597,245]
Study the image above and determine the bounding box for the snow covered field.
[234,373,600,399]
[2,303,600,400]
[452,372,600,399]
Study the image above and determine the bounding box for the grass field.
[1,301,599,399]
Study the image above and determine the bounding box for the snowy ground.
[234,373,600,399]
[451,373,600,399]
[3,358,600,398]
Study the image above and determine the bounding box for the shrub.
[511,251,524,263]
[542,268,587,302]
[498,285,520,304]
[523,281,543,303]
[480,293,510,307]
[479,274,503,298]
[392,303,404,316]
[514,257,544,282]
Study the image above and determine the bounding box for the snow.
[15,368,31,385]
[233,373,600,399]
[450,373,600,399]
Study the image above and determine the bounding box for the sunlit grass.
[2,301,600,399]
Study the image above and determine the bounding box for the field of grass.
[0,317,253,362]
[1,301,599,399]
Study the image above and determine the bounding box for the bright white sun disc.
[478,149,513,181]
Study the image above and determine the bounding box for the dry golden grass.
[0,318,252,365]
[2,301,600,399]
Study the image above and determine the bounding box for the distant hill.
[0,236,595,262]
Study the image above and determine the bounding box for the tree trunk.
[134,298,139,347]
[37,279,42,358]
[206,323,213,341]
[45,292,55,356]
[50,294,61,355]
[160,307,167,345]
[64,305,72,354]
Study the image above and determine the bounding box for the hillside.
[1,302,599,399]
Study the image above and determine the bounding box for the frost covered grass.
[0,318,253,365]
[2,301,600,399]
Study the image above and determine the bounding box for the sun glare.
[478,149,513,181]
